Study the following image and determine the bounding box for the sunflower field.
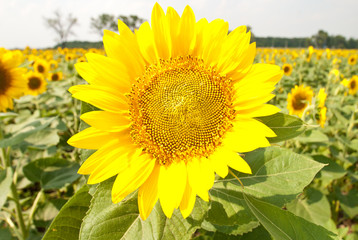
[1,4,358,240]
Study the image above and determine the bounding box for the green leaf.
[256,113,306,143]
[0,168,13,209]
[0,112,18,120]
[336,188,358,218]
[0,228,12,240]
[0,117,56,148]
[43,185,92,240]
[207,147,325,231]
[286,188,334,231]
[312,155,346,187]
[80,177,206,240]
[297,129,329,143]
[244,194,338,240]
[23,158,80,190]
[24,129,60,147]
[211,225,272,240]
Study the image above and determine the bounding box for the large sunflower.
[287,85,313,117]
[0,49,26,112]
[68,3,282,220]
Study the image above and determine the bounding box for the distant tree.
[44,10,78,48]
[118,15,145,31]
[312,30,329,48]
[90,14,118,38]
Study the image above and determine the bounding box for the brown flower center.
[292,92,308,110]
[28,77,42,90]
[129,56,235,165]
[0,64,11,94]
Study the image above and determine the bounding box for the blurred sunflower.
[49,72,63,82]
[0,50,27,112]
[348,55,357,65]
[49,59,58,70]
[282,63,293,76]
[77,56,87,63]
[317,88,327,108]
[318,107,327,128]
[68,3,282,220]
[33,59,49,76]
[25,71,47,96]
[287,85,313,117]
[347,76,358,95]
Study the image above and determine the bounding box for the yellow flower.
[0,50,27,112]
[287,85,313,117]
[68,3,282,220]
[347,76,358,95]
[282,63,293,76]
[33,59,49,76]
[317,88,327,108]
[77,56,87,63]
[348,55,357,65]
[24,71,47,96]
[318,107,327,128]
[48,72,63,82]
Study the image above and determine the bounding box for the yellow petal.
[227,153,252,174]
[103,32,146,80]
[152,3,171,59]
[112,154,155,203]
[237,104,281,117]
[77,130,132,175]
[179,178,196,219]
[138,163,160,220]
[158,161,187,218]
[187,158,215,201]
[174,5,196,57]
[208,147,229,178]
[85,53,132,92]
[222,118,275,153]
[70,85,128,113]
[67,127,118,150]
[210,146,252,175]
[136,22,159,64]
[80,111,130,132]
[201,19,228,66]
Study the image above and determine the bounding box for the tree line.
[44,12,358,49]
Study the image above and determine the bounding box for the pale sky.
[1,0,357,49]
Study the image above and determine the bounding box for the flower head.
[68,3,282,220]
[25,71,47,96]
[287,85,313,117]
[282,63,293,76]
[0,49,27,112]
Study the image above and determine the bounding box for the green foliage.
[42,185,92,240]
[23,158,80,190]
[79,178,207,240]
[257,113,306,143]
[244,194,337,240]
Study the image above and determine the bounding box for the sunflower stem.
[228,169,244,189]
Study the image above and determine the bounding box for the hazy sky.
[1,0,357,49]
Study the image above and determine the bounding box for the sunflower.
[48,72,63,82]
[33,59,49,76]
[68,3,282,220]
[348,55,357,65]
[25,71,47,96]
[282,63,293,76]
[347,75,358,95]
[0,50,27,112]
[317,88,326,108]
[318,107,327,128]
[287,85,313,117]
[77,56,87,63]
